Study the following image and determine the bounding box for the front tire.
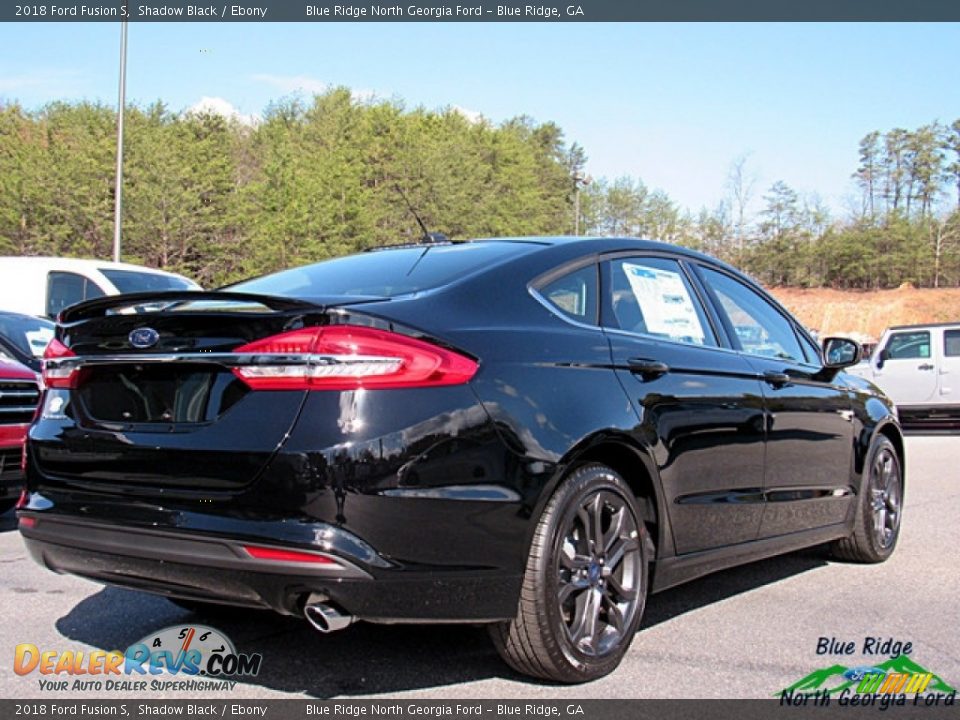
[829,435,903,563]
[491,463,649,683]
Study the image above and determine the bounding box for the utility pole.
[112,18,128,263]
[573,172,591,236]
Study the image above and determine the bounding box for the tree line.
[581,122,960,289]
[0,90,581,286]
[1,90,959,289]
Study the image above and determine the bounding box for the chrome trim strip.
[44,352,398,370]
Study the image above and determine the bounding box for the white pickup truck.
[847,322,960,429]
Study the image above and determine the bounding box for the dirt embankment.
[769,285,960,341]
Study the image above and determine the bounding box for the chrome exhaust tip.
[303,594,355,633]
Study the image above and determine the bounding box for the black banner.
[1,699,959,720]
[3,1,960,22]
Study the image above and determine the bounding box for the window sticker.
[621,263,706,344]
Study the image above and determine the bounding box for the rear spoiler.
[59,291,321,323]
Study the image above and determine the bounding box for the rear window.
[231,243,536,298]
[0,314,54,358]
[100,269,197,293]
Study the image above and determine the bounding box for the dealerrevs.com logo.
[14,624,263,692]
[779,636,956,710]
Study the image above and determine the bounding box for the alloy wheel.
[869,446,901,550]
[556,489,643,657]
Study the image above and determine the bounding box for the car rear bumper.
[18,510,522,622]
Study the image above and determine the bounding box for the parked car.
[0,311,55,372]
[20,237,903,682]
[0,257,200,319]
[0,357,41,513]
[846,322,960,429]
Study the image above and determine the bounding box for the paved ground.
[1,435,957,699]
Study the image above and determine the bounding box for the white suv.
[0,257,199,319]
[847,322,960,429]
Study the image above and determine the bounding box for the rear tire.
[829,435,903,563]
[490,463,649,683]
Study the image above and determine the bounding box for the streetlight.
[112,17,128,263]
[573,171,591,236]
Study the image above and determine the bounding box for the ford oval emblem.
[129,327,160,349]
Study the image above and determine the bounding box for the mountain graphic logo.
[778,655,956,696]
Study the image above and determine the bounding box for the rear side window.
[602,257,715,347]
[46,272,105,318]
[232,242,538,298]
[944,329,960,357]
[884,331,930,360]
[538,265,598,324]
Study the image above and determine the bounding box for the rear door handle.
[918,363,935,371]
[627,358,669,378]
[763,370,791,387]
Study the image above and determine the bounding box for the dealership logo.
[779,649,956,708]
[129,327,160,349]
[14,624,263,692]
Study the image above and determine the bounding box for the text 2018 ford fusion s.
[20,237,903,682]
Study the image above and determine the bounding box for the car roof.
[886,322,960,332]
[0,256,187,277]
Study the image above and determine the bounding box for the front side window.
[538,264,598,324]
[798,330,822,365]
[603,257,715,347]
[699,266,804,362]
[884,331,930,360]
[46,272,105,318]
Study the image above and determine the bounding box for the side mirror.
[822,337,862,369]
[875,348,888,369]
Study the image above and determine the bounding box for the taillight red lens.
[42,339,79,389]
[243,545,337,565]
[232,325,477,391]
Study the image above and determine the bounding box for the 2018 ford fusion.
[20,237,904,682]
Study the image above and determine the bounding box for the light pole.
[112,18,128,263]
[573,172,591,236]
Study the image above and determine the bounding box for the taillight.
[231,325,477,391]
[242,545,338,565]
[42,339,79,389]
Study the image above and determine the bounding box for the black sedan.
[20,237,904,683]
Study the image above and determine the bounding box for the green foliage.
[1,91,578,285]
[2,94,959,290]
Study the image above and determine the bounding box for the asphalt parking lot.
[1,435,957,700]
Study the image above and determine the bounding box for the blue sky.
[1,22,958,216]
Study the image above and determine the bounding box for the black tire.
[829,435,903,563]
[490,463,649,683]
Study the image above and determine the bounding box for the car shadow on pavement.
[641,547,827,629]
[56,547,828,697]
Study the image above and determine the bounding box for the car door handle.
[918,363,935,371]
[763,370,791,387]
[627,358,669,378]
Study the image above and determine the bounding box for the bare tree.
[725,153,756,261]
